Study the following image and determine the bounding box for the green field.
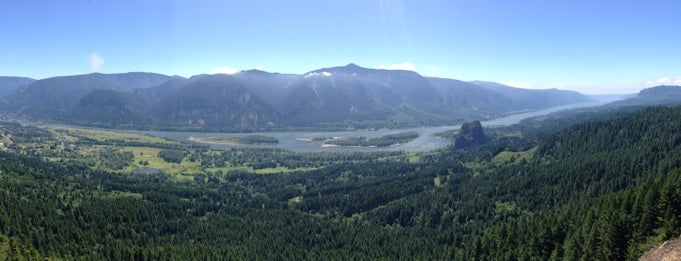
[491,147,537,165]
[38,127,323,177]
[121,147,200,175]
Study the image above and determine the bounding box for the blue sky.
[1,0,680,94]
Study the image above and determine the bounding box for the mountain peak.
[344,63,362,69]
[241,69,275,76]
[309,63,367,75]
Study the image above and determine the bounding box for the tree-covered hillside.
[1,106,681,259]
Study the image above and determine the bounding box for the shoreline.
[188,136,280,146]
[187,136,242,146]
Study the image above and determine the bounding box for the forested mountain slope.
[2,72,173,117]
[454,106,681,259]
[0,76,34,97]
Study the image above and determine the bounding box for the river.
[137,100,615,152]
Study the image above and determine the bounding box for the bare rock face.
[640,236,681,261]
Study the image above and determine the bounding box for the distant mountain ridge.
[0,76,35,97]
[3,72,173,117]
[609,85,681,107]
[470,81,588,109]
[0,64,591,130]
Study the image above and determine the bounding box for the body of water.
[139,100,615,152]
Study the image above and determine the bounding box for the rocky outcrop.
[455,120,488,148]
[640,236,681,261]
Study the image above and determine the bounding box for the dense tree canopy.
[1,105,681,259]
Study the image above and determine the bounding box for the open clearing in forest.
[492,147,538,165]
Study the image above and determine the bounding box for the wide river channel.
[136,100,614,152]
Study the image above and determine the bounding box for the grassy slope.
[492,147,537,165]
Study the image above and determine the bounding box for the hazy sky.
[1,0,680,94]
